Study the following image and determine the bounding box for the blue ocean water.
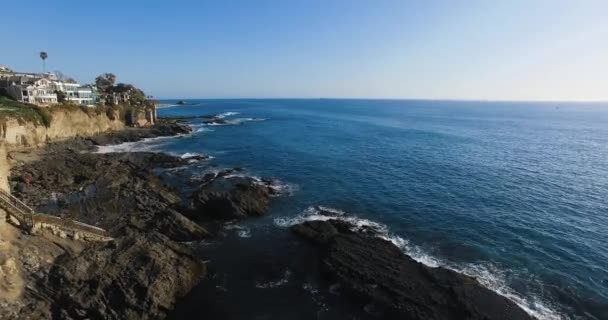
[129,99,607,319]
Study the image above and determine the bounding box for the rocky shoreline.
[291,215,533,320]
[1,117,537,319]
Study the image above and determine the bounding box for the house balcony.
[35,94,58,99]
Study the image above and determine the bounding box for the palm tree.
[40,51,48,73]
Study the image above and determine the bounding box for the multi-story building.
[0,77,58,105]
[49,81,95,105]
[1,66,106,107]
[0,71,99,106]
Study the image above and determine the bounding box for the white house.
[3,77,58,105]
[49,81,94,105]
[1,70,98,107]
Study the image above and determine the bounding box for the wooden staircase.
[0,189,110,241]
[0,188,34,229]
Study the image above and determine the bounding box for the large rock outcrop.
[87,120,191,146]
[37,231,205,320]
[292,220,533,320]
[189,172,275,221]
[11,151,208,241]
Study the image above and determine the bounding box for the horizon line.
[155,97,608,104]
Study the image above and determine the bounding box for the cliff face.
[0,108,125,149]
[0,144,9,192]
[0,108,126,192]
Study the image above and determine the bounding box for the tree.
[95,73,116,94]
[95,73,117,104]
[40,52,48,73]
[129,88,146,105]
[113,83,134,93]
[54,90,67,103]
[113,83,146,105]
[93,74,148,106]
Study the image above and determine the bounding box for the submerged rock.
[39,231,206,320]
[291,220,533,320]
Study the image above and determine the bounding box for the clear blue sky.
[2,0,607,101]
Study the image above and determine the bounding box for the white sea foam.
[203,117,266,126]
[224,223,252,238]
[251,177,298,197]
[230,117,265,124]
[237,229,251,238]
[255,270,291,289]
[267,180,299,197]
[215,111,240,119]
[273,206,565,320]
[221,174,297,197]
[95,134,185,153]
[180,152,206,159]
[302,282,320,295]
[195,126,214,133]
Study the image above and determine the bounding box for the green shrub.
[35,107,53,127]
[0,96,51,127]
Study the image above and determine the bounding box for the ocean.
[107,99,608,319]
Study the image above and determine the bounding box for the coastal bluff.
[0,107,125,149]
[0,105,152,192]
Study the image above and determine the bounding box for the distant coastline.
[156,100,203,108]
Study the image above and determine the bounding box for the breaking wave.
[195,126,214,133]
[273,206,565,320]
[204,118,266,126]
[230,118,266,124]
[216,111,240,119]
[95,134,187,153]
[180,152,206,159]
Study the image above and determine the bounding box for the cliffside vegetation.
[0,72,153,131]
[0,96,128,130]
[0,96,51,127]
[95,73,149,106]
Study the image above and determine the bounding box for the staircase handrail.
[0,189,109,238]
[0,189,34,215]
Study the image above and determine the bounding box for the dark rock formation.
[7,122,290,319]
[88,119,191,146]
[291,220,533,320]
[147,209,209,242]
[39,231,205,320]
[189,173,274,221]
[175,100,188,105]
[10,151,208,241]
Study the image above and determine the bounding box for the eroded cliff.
[0,107,127,193]
[0,108,124,149]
